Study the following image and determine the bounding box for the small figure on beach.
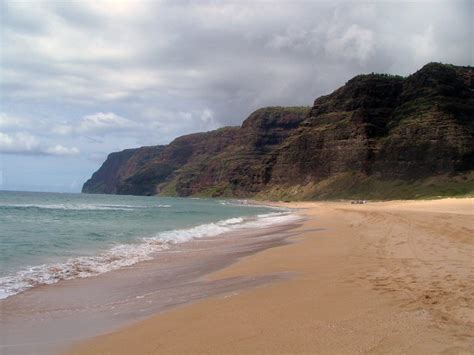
[351,200,367,205]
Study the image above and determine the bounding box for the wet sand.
[0,218,304,355]
[70,198,474,354]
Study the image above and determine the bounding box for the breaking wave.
[0,212,300,299]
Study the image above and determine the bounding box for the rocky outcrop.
[83,63,474,199]
[82,146,165,194]
[272,63,473,183]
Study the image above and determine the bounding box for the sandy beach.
[69,198,474,354]
[1,214,304,355]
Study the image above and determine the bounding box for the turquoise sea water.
[0,191,289,299]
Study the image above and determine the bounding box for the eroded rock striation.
[83,63,474,199]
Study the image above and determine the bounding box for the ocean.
[0,190,289,299]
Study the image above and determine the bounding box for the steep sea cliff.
[83,63,474,199]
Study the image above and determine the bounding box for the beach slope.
[70,198,474,354]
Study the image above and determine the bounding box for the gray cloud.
[0,0,472,191]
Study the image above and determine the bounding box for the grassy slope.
[256,172,474,201]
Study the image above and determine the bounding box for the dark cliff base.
[83,63,474,200]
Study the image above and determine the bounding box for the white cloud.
[266,27,323,54]
[325,24,375,64]
[200,109,214,125]
[0,131,79,156]
[78,112,133,133]
[0,113,25,129]
[142,107,219,137]
[412,25,436,62]
[51,112,134,137]
[0,132,40,153]
[51,124,74,136]
[0,113,38,130]
[45,145,80,156]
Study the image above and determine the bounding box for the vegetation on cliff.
[83,63,474,199]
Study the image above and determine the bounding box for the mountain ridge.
[82,63,474,200]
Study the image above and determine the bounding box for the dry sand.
[70,198,474,354]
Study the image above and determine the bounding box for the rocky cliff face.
[83,63,474,199]
[82,146,165,194]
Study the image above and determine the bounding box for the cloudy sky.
[0,0,472,192]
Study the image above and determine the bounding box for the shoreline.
[70,198,474,354]
[0,208,295,300]
[0,210,304,355]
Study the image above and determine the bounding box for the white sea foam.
[218,199,287,211]
[0,212,300,299]
[0,203,165,211]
